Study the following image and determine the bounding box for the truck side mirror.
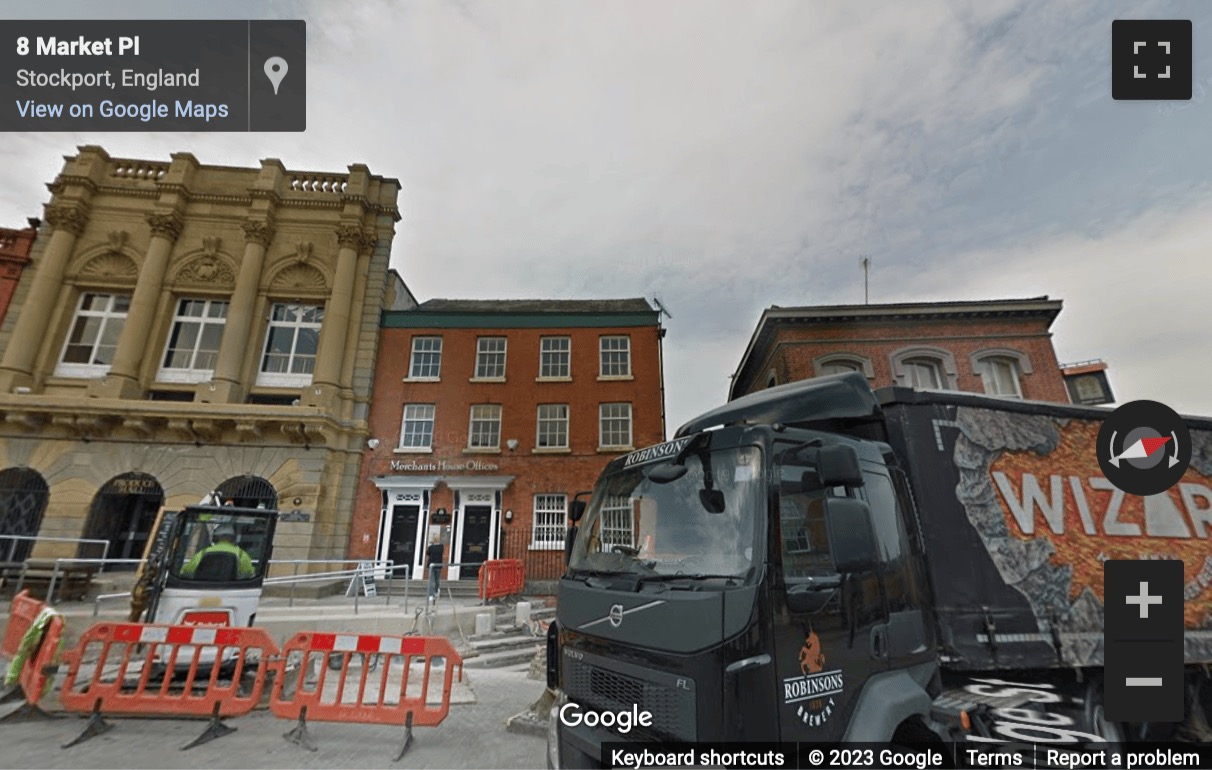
[817,445,864,488]
[824,497,879,573]
[569,500,586,523]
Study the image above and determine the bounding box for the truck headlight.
[547,689,568,769]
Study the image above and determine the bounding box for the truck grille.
[564,656,696,741]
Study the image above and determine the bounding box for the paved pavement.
[0,591,554,769]
[0,667,549,769]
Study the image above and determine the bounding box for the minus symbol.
[1125,677,1163,687]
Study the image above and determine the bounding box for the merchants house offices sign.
[389,459,500,473]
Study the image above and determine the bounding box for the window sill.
[393,447,433,454]
[403,377,441,383]
[155,370,215,385]
[256,374,314,389]
[535,376,572,383]
[531,447,571,454]
[597,375,634,382]
[463,447,502,454]
[469,377,506,383]
[52,365,111,379]
[528,543,564,551]
[598,446,634,453]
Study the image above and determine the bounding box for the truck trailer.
[546,372,1212,767]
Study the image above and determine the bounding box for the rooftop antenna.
[860,255,871,304]
[652,296,672,319]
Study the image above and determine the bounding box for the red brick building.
[0,220,37,327]
[730,297,1078,402]
[353,298,665,587]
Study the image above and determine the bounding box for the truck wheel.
[1083,679,1125,747]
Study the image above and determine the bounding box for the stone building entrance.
[81,472,165,570]
[0,467,50,563]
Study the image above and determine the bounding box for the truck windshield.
[568,445,762,579]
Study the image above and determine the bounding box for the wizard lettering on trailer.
[986,417,1212,628]
[782,630,844,727]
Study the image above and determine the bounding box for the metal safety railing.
[10,557,143,605]
[0,534,110,565]
[263,559,410,613]
[89,560,415,618]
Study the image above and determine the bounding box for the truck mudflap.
[932,671,1123,750]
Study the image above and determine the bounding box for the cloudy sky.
[2,0,1211,434]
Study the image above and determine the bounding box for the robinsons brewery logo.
[782,631,844,727]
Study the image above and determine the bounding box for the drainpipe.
[658,324,667,440]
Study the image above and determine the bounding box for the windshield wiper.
[636,573,740,585]
[789,575,843,590]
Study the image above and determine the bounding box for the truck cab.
[546,372,1209,767]
[549,376,939,766]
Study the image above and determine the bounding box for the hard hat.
[214,524,236,539]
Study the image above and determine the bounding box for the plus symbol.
[1126,581,1163,619]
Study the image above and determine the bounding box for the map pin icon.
[264,57,288,95]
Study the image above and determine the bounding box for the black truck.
[546,373,1212,767]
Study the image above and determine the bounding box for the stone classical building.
[0,220,37,328]
[0,146,406,568]
[730,297,1087,403]
[351,299,666,588]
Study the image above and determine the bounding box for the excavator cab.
[142,504,278,628]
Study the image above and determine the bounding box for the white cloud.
[1,0,1210,433]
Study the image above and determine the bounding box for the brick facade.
[731,298,1073,403]
[352,299,665,587]
[0,221,36,328]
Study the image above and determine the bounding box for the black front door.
[459,505,492,580]
[388,505,420,579]
[109,494,162,568]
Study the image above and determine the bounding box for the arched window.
[82,473,165,569]
[213,475,278,510]
[0,468,50,563]
[972,349,1032,399]
[766,370,778,389]
[812,353,874,379]
[889,346,958,390]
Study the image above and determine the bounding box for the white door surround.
[372,475,440,582]
[444,475,513,581]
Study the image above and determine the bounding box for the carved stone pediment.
[271,264,327,292]
[79,252,139,280]
[175,254,236,287]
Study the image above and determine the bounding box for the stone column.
[201,218,274,403]
[304,223,361,406]
[0,204,88,392]
[339,238,375,393]
[91,211,182,399]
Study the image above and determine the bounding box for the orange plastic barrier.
[1,590,43,659]
[270,631,464,760]
[0,590,62,722]
[478,558,524,601]
[58,621,280,749]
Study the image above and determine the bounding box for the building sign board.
[389,459,500,472]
